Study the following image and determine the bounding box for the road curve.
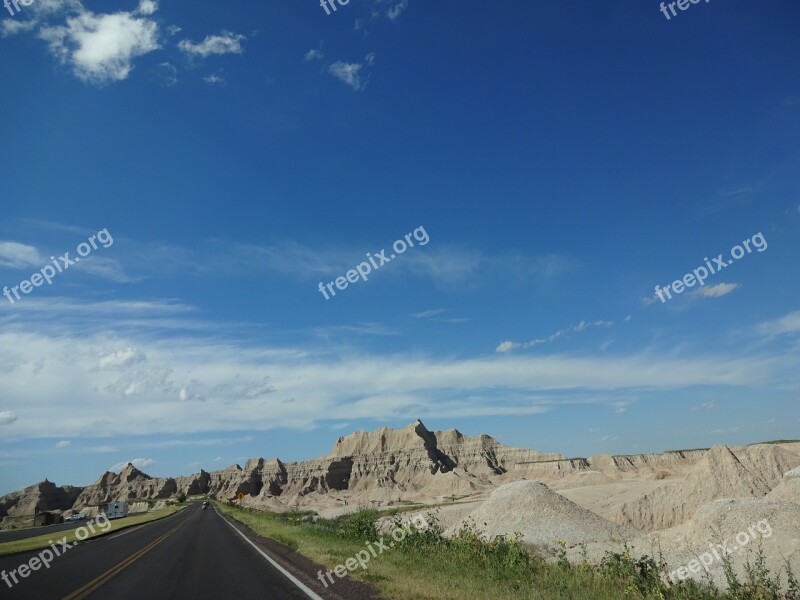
[0,503,380,600]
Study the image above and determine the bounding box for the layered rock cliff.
[5,421,790,525]
[0,480,83,527]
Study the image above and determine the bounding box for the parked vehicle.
[65,513,86,521]
[106,501,128,519]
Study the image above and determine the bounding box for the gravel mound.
[766,466,800,503]
[452,480,638,549]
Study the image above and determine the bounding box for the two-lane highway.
[0,503,378,600]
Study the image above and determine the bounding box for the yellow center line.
[62,509,196,600]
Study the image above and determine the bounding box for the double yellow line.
[62,512,191,600]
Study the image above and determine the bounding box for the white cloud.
[497,319,613,352]
[178,381,204,402]
[689,283,740,299]
[412,309,446,319]
[328,61,364,90]
[691,401,716,411]
[304,48,324,61]
[1,19,38,37]
[110,457,155,471]
[39,5,161,85]
[55,440,71,448]
[178,31,246,58]
[0,242,42,268]
[203,73,225,85]
[496,341,520,353]
[0,411,17,426]
[0,326,787,440]
[365,52,376,65]
[611,401,629,414]
[97,348,147,369]
[758,310,800,337]
[387,0,408,20]
[136,0,157,16]
[154,61,177,86]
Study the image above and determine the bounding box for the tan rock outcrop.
[614,444,800,531]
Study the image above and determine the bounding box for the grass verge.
[215,501,799,600]
[0,506,184,556]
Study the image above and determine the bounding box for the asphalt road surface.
[0,503,379,600]
[0,517,115,544]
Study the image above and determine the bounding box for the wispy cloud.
[0,242,42,268]
[178,31,246,58]
[387,0,408,20]
[203,73,226,85]
[691,401,716,411]
[110,457,155,471]
[497,319,613,353]
[304,48,324,61]
[412,309,446,319]
[0,411,18,426]
[700,175,773,215]
[758,310,800,337]
[328,61,365,90]
[689,282,740,299]
[0,323,787,440]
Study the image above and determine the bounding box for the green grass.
[0,506,184,556]
[216,502,799,600]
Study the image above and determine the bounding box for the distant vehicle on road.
[202,501,209,510]
[65,513,86,521]
[106,501,128,519]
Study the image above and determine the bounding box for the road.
[0,517,118,544]
[0,503,379,600]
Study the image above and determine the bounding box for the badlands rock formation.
[0,480,82,527]
[1,420,564,523]
[614,444,800,531]
[3,419,799,580]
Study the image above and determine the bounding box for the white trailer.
[106,501,128,519]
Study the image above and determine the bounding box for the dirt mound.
[452,480,638,549]
[652,498,800,589]
[766,466,800,503]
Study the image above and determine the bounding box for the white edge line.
[215,508,325,600]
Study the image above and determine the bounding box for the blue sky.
[0,0,798,494]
